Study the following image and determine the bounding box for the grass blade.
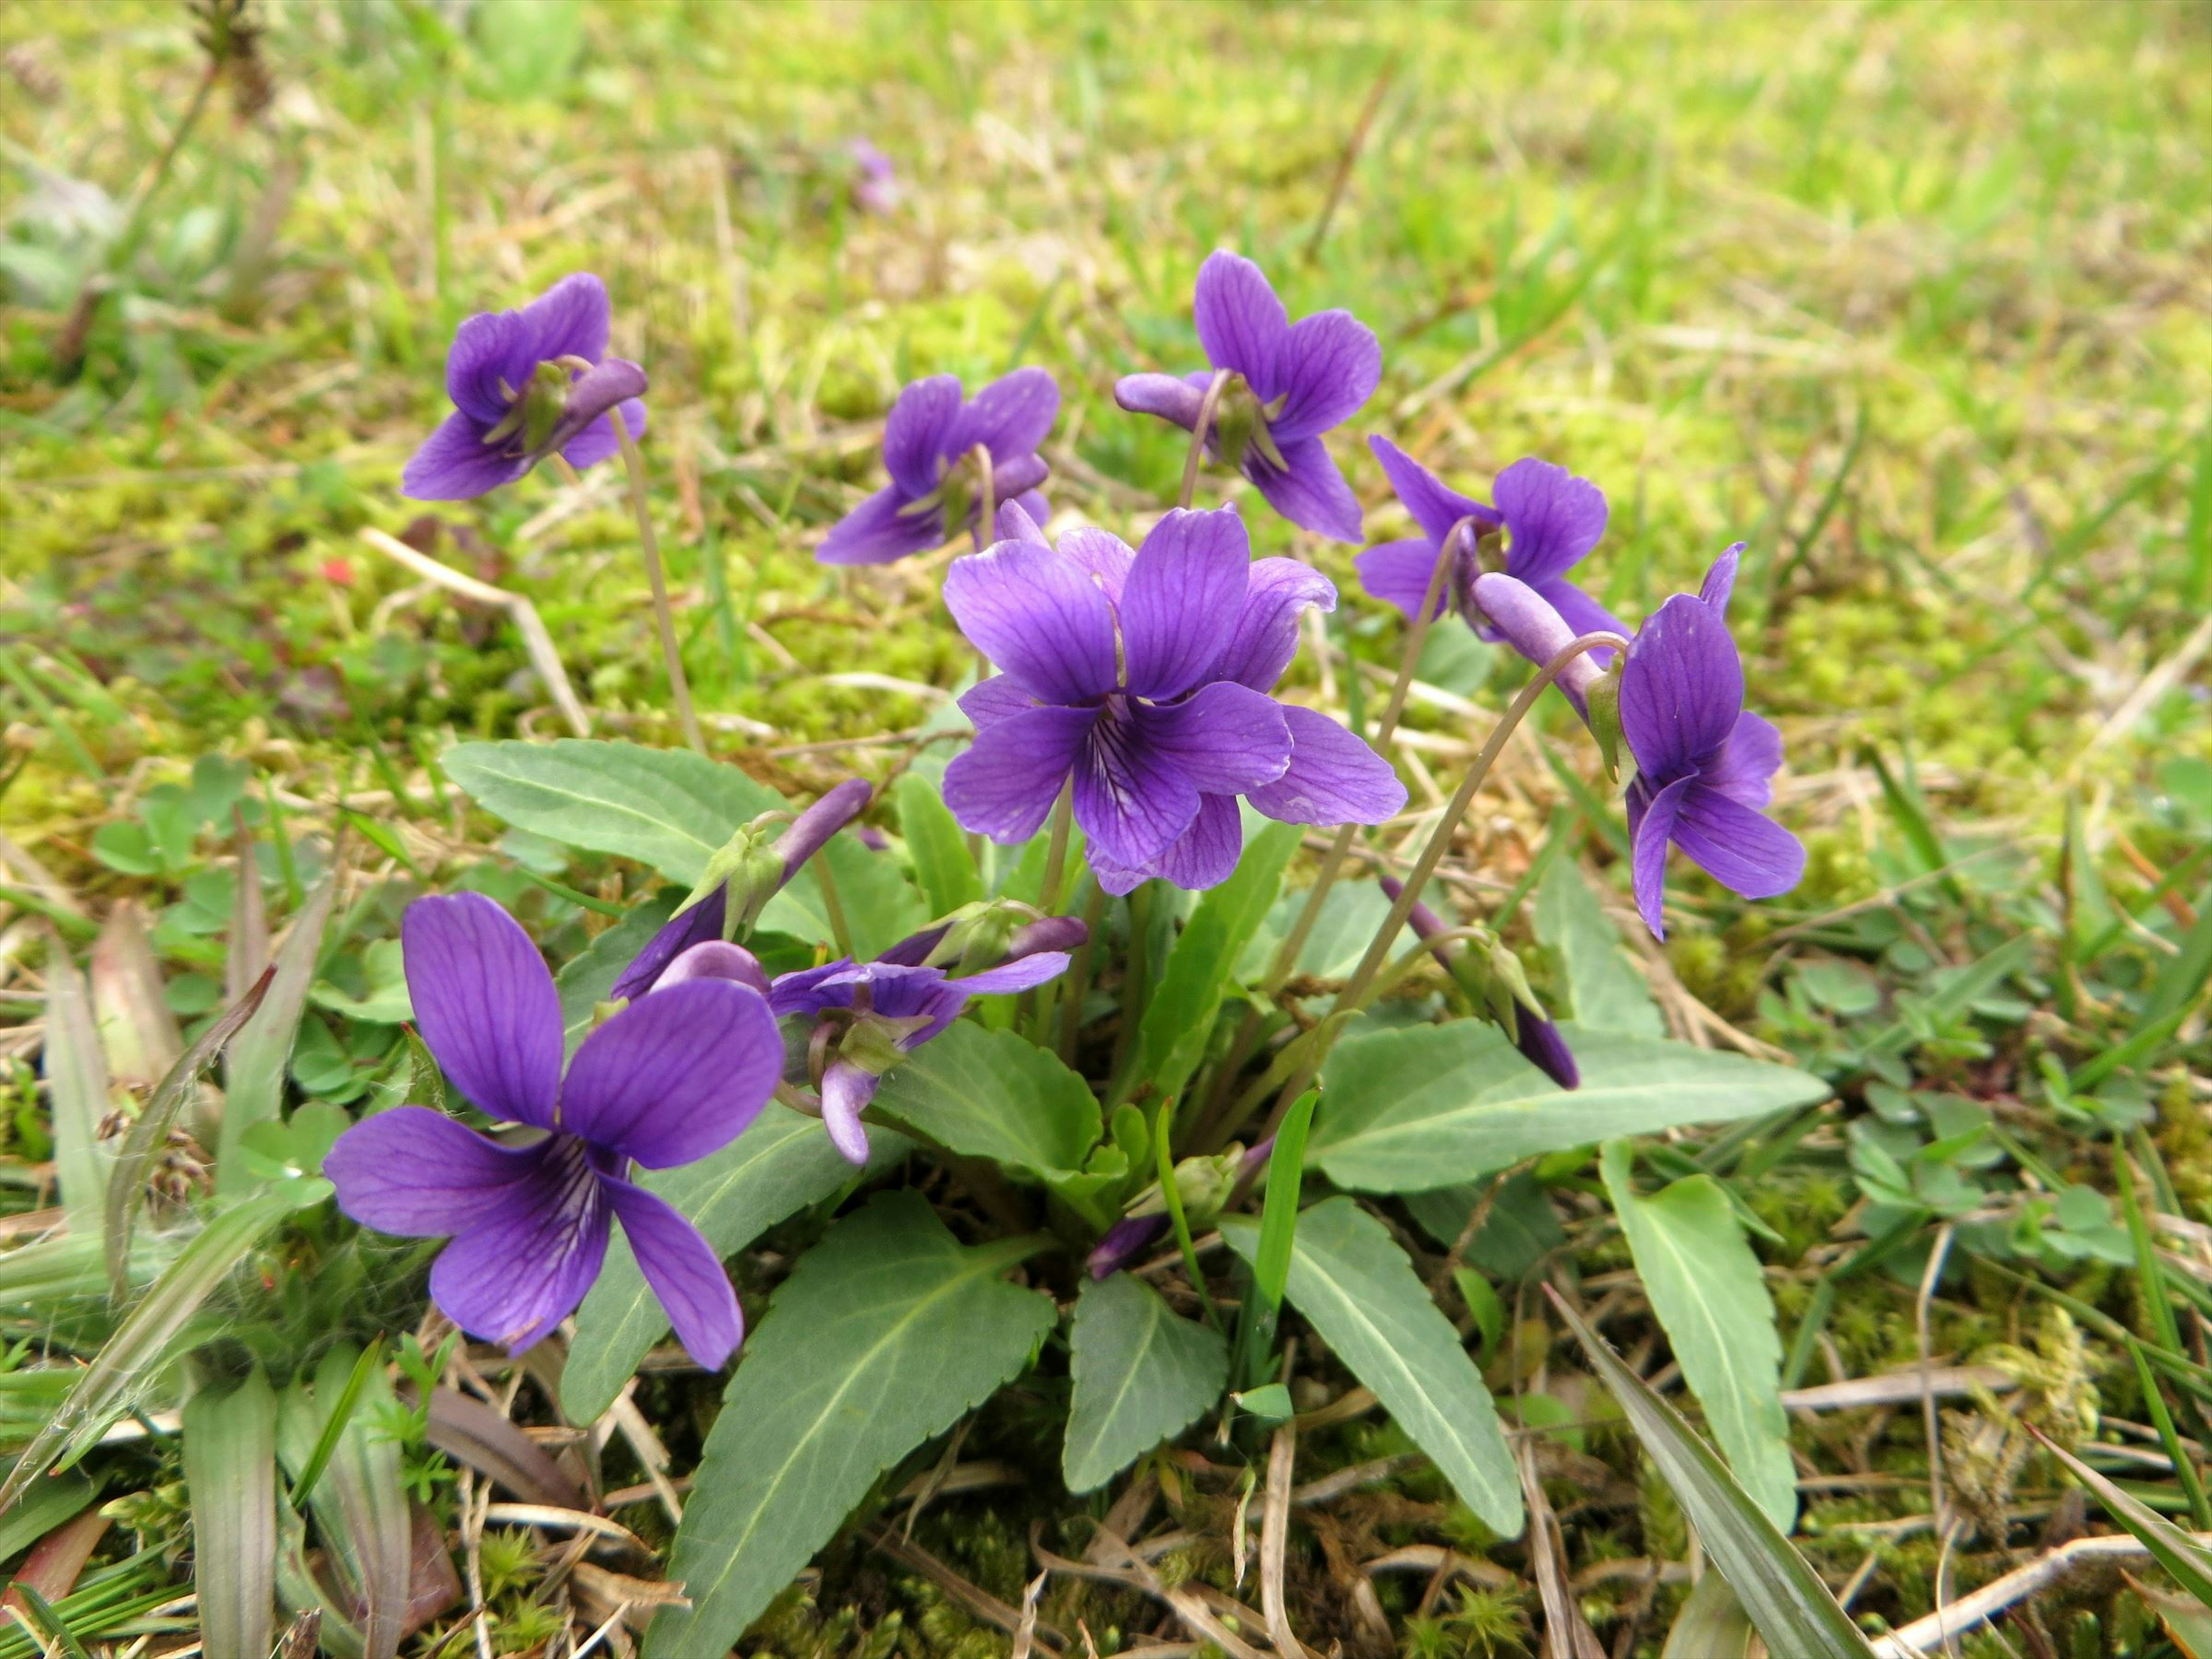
[2032,1426,2212,1607]
[216,877,335,1196]
[2127,1336,2212,1532]
[39,926,113,1238]
[1546,1286,1880,1658]
[103,966,272,1299]
[287,1336,382,1510]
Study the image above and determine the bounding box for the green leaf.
[554,892,679,1053]
[217,878,336,1196]
[184,1366,278,1659]
[38,929,113,1237]
[646,1194,1053,1657]
[1600,1143,1795,1530]
[1863,934,2033,1058]
[1550,1291,1879,1659]
[1140,820,1300,1101]
[870,1021,1101,1183]
[1220,1199,1521,1534]
[1308,1022,1830,1193]
[2136,1578,2212,1659]
[0,1191,300,1516]
[562,1104,904,1423]
[2037,1430,2212,1608]
[278,1346,410,1659]
[1405,1172,1565,1281]
[1063,1271,1229,1492]
[0,1460,96,1567]
[1535,861,1662,1037]
[1660,1571,1759,1659]
[471,0,584,100]
[896,772,983,918]
[442,739,781,885]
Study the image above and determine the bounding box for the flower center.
[479,355,594,460]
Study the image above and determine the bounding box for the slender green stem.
[811,847,855,959]
[1261,525,1458,994]
[971,442,996,547]
[1245,630,1628,1146]
[612,409,706,755]
[1179,368,1233,510]
[1057,878,1108,1065]
[1105,882,1153,1107]
[1156,1098,1221,1332]
[1037,780,1075,916]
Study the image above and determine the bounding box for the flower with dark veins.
[1115,251,1380,543]
[1618,547,1804,938]
[402,273,649,501]
[940,502,1406,895]
[324,893,781,1367]
[817,369,1058,564]
[1357,440,1624,648]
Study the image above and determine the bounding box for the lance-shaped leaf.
[1660,1571,1760,1659]
[1549,1289,1878,1659]
[870,1022,1101,1185]
[279,1346,411,1659]
[646,1193,1053,1657]
[897,772,983,918]
[1601,1143,1794,1530]
[1063,1272,1229,1493]
[563,1104,903,1423]
[217,878,336,1195]
[184,1366,279,1659]
[39,927,112,1238]
[0,1190,304,1516]
[442,739,781,885]
[1221,1199,1521,1534]
[1308,1022,1829,1193]
[91,899,183,1094]
[106,967,272,1298]
[2035,1427,2212,1608]
[1139,819,1300,1103]
[1535,861,1662,1036]
[0,1460,97,1567]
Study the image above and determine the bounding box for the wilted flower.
[611,779,874,1003]
[767,941,1078,1164]
[817,369,1058,565]
[1617,547,1804,939]
[1357,440,1623,646]
[1114,251,1380,543]
[325,894,782,1367]
[941,502,1406,894]
[1380,876,1577,1090]
[402,274,649,501]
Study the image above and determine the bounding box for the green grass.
[6,2,2212,1655]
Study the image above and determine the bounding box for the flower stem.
[1037,780,1074,916]
[1178,368,1233,511]
[970,442,996,550]
[810,847,856,960]
[1058,878,1108,1065]
[1259,529,1458,994]
[1245,630,1629,1148]
[611,408,705,755]
[1156,1097,1222,1331]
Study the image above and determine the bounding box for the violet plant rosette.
[324,893,783,1368]
[1474,547,1805,939]
[1357,439,1625,647]
[940,501,1407,894]
[402,272,649,501]
[1115,250,1380,542]
[817,369,1058,564]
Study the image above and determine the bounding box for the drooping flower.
[402,273,649,502]
[609,778,874,1004]
[1616,548,1804,938]
[1357,440,1624,647]
[325,893,782,1366]
[766,944,1078,1165]
[1084,1135,1275,1280]
[1466,570,1612,717]
[1114,251,1380,543]
[941,502,1406,895]
[817,369,1058,565]
[1380,876,1578,1090]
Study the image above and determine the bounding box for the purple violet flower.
[849,139,901,215]
[1114,251,1380,543]
[609,779,874,1004]
[817,370,1059,565]
[767,947,1077,1165]
[1380,876,1578,1090]
[325,893,782,1367]
[1357,440,1625,647]
[1618,547,1805,939]
[941,502,1407,895]
[402,273,649,501]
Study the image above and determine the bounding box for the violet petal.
[883,374,964,498]
[1245,704,1405,825]
[1215,555,1337,692]
[1267,308,1380,445]
[943,539,1120,706]
[1244,434,1363,543]
[1118,507,1251,700]
[1193,249,1290,389]
[402,892,563,1130]
[400,410,531,502]
[559,979,782,1168]
[603,1175,743,1369]
[1132,682,1293,796]
[325,1107,543,1238]
[945,366,1059,461]
[1494,457,1607,589]
[943,704,1098,843]
[818,483,946,566]
[1619,592,1745,781]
